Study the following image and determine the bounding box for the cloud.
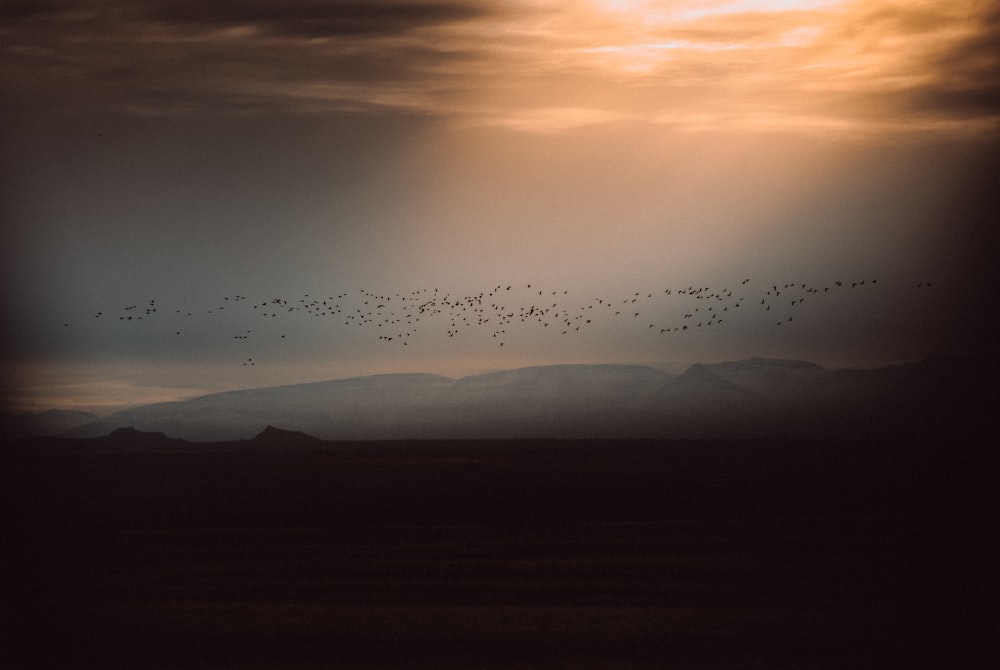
[0,0,503,116]
[147,0,494,38]
[906,5,1000,118]
[800,1,1000,127]
[485,106,636,132]
[0,0,63,20]
[2,0,998,135]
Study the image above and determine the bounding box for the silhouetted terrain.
[38,356,1000,442]
[4,355,997,668]
[4,419,996,667]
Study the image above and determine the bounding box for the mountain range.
[4,357,995,442]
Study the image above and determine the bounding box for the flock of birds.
[64,277,935,366]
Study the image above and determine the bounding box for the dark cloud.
[908,86,1000,120]
[912,7,1000,118]
[0,0,63,20]
[147,0,493,38]
[839,3,1000,122]
[0,0,498,116]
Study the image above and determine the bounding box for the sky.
[2,0,999,414]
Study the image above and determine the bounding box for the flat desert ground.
[3,436,994,668]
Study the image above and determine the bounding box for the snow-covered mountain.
[57,357,994,442]
[64,365,673,441]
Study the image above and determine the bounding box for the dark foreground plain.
[3,433,996,668]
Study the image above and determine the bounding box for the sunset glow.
[2,1,998,413]
[457,0,1000,134]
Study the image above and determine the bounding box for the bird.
[71,270,924,368]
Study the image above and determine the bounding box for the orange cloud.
[3,0,997,135]
[460,0,1000,135]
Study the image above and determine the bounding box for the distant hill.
[98,426,188,451]
[249,425,325,450]
[51,357,996,442]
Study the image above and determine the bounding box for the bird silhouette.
[68,272,919,366]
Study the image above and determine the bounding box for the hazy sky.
[3,0,999,414]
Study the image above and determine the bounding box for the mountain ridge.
[25,357,996,442]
